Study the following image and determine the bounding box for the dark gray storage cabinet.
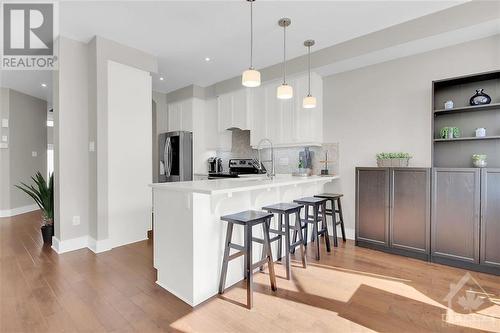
[356,167,430,260]
[431,168,480,264]
[390,168,430,256]
[355,168,390,247]
[480,168,500,269]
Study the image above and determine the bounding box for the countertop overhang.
[149,174,339,195]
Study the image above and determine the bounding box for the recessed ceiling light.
[205,57,211,62]
[41,83,47,88]
[159,77,164,81]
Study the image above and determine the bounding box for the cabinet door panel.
[232,89,248,130]
[390,168,430,253]
[356,168,390,246]
[431,168,480,263]
[217,93,233,132]
[167,102,182,132]
[481,169,500,268]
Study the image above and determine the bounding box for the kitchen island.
[150,174,339,306]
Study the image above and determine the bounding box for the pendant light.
[277,18,293,99]
[242,0,261,87]
[302,39,317,109]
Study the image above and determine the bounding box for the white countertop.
[150,174,339,195]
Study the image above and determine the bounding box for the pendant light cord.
[250,1,253,69]
[307,45,311,95]
[283,24,286,84]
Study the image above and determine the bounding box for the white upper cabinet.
[217,88,252,131]
[249,72,323,148]
[167,99,193,132]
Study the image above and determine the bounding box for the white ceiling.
[1,1,464,101]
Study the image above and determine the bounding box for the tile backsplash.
[217,129,339,175]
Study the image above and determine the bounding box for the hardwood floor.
[1,211,499,332]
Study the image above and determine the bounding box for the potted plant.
[15,172,54,243]
[472,154,487,168]
[376,152,412,167]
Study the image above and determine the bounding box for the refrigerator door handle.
[164,137,171,177]
[167,138,173,177]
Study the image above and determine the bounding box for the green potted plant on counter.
[376,152,412,167]
[15,172,54,243]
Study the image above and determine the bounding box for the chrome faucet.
[257,138,275,179]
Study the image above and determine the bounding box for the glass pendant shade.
[277,84,293,99]
[302,95,317,109]
[242,69,261,87]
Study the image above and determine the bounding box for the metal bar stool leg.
[337,198,347,242]
[263,218,277,291]
[313,205,320,260]
[277,213,283,261]
[322,202,331,252]
[284,213,291,280]
[219,222,234,294]
[330,199,339,247]
[303,205,309,246]
[295,211,307,268]
[245,224,253,309]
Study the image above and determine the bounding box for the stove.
[208,159,266,179]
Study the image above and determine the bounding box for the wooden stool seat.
[314,193,346,247]
[262,203,307,280]
[219,210,277,309]
[221,210,274,225]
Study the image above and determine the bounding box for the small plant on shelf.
[376,152,412,167]
[472,154,487,168]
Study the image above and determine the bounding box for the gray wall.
[323,34,500,234]
[0,88,47,213]
[89,36,157,242]
[9,90,47,209]
[54,37,90,241]
[0,88,11,212]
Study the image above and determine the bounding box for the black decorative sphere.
[470,89,491,106]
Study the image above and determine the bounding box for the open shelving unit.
[432,70,500,168]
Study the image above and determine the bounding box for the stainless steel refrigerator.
[158,131,193,182]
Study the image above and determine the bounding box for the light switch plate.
[1,135,7,142]
[89,141,95,152]
[72,216,81,226]
[32,151,37,157]
[1,119,8,128]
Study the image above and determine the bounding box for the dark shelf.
[434,136,500,142]
[434,103,500,115]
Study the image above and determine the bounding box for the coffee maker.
[208,157,223,174]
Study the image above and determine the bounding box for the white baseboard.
[87,236,112,253]
[0,204,39,218]
[51,235,89,254]
[51,235,147,254]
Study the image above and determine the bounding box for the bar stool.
[315,193,346,247]
[219,210,277,309]
[261,203,307,280]
[293,197,331,260]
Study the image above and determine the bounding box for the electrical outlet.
[0,143,7,149]
[1,119,8,128]
[279,157,289,166]
[1,135,7,142]
[89,141,95,152]
[72,216,80,226]
[32,151,37,157]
